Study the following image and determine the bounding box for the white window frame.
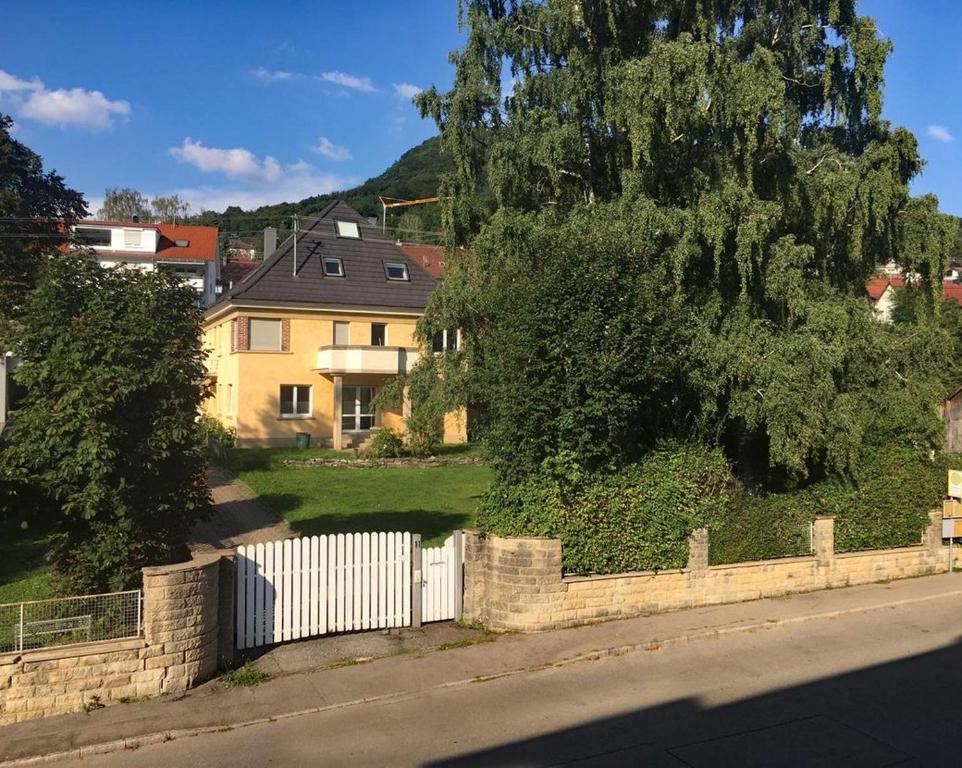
[334,220,361,239]
[384,262,409,281]
[341,385,376,432]
[432,328,461,354]
[75,227,112,248]
[122,228,142,249]
[279,384,312,419]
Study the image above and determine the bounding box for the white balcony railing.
[315,345,421,376]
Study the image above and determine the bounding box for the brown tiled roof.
[219,200,436,311]
[397,243,445,278]
[220,257,260,286]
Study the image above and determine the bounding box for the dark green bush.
[478,444,735,575]
[364,427,407,459]
[710,447,962,564]
[198,415,236,460]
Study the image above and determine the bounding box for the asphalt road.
[55,595,962,767]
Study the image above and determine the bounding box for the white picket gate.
[421,532,462,623]
[235,530,462,651]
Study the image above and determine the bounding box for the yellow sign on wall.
[948,470,962,500]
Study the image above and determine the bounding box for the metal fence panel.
[0,590,142,654]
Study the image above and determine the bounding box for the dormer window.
[323,257,344,277]
[384,262,409,281]
[334,220,361,239]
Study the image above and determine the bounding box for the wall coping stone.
[564,568,687,583]
[0,637,146,666]
[708,555,817,571]
[142,552,223,576]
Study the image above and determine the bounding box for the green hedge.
[709,447,961,564]
[477,445,735,575]
[480,445,961,574]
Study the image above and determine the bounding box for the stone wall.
[464,512,951,632]
[0,551,230,725]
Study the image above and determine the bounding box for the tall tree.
[0,114,87,341]
[1,256,211,591]
[98,187,151,221]
[416,1,956,481]
[151,194,191,223]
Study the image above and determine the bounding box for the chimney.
[263,227,277,259]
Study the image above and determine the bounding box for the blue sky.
[1,1,960,216]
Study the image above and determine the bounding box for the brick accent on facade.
[463,511,949,633]
[0,552,232,725]
[281,318,290,352]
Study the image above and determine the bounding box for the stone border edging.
[282,456,486,469]
[6,586,962,767]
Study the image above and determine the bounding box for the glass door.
[341,386,375,432]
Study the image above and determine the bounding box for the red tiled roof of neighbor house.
[80,221,219,262]
[865,275,962,307]
[397,243,446,278]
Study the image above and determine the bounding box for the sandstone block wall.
[464,511,950,632]
[0,551,228,725]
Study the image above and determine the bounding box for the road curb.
[4,587,962,766]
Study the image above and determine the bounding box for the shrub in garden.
[364,427,407,459]
[478,444,735,575]
[198,415,236,460]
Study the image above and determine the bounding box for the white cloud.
[170,168,356,212]
[0,70,43,93]
[312,136,352,161]
[169,138,283,183]
[393,82,422,100]
[927,125,954,144]
[0,69,129,129]
[317,71,377,93]
[252,67,295,83]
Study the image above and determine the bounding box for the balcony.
[315,345,421,376]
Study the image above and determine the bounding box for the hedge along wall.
[0,551,235,724]
[463,511,949,633]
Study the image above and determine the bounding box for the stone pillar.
[923,509,944,558]
[462,530,487,624]
[216,550,237,668]
[332,374,343,450]
[142,553,222,694]
[813,517,835,568]
[687,528,709,574]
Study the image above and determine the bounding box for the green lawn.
[224,447,493,546]
[0,526,56,605]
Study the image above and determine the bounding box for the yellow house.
[201,200,466,448]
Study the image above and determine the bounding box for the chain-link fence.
[0,590,141,654]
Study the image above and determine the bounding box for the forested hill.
[195,137,449,242]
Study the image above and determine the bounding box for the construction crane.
[378,195,440,234]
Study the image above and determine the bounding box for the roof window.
[323,257,344,277]
[175,239,190,247]
[384,262,409,281]
[335,220,361,239]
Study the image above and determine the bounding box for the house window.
[249,318,282,351]
[280,385,311,417]
[432,329,459,353]
[335,220,361,239]
[123,229,141,249]
[323,257,344,277]
[384,262,409,281]
[75,228,112,247]
[371,323,387,346]
[334,321,350,346]
[342,386,375,431]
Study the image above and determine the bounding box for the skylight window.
[323,257,344,277]
[384,262,409,281]
[335,220,361,239]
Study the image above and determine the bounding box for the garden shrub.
[709,447,962,564]
[198,415,236,459]
[364,427,407,459]
[478,444,735,575]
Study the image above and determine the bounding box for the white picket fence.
[235,531,462,651]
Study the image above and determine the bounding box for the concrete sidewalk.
[3,573,961,766]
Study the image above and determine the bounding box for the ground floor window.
[280,384,311,417]
[342,386,375,431]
